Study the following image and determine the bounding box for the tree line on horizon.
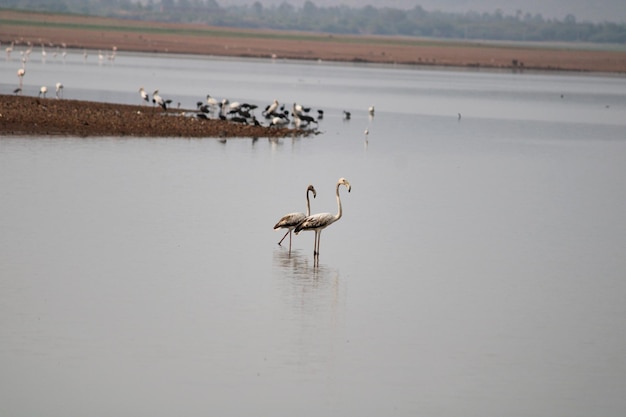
[5,0,626,43]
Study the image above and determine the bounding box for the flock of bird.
[7,42,364,266]
[6,40,117,97]
[6,39,374,136]
[274,178,351,265]
[137,87,331,130]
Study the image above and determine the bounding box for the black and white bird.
[295,178,351,264]
[139,87,149,105]
[293,111,318,129]
[274,184,317,253]
[293,103,311,114]
[206,94,219,108]
[264,99,279,117]
[269,115,290,127]
[152,89,170,110]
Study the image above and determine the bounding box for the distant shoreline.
[2,9,626,74]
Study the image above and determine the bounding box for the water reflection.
[271,248,346,382]
[273,248,336,281]
[272,248,343,312]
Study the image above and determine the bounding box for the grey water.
[2,51,626,417]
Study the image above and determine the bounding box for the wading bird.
[55,82,64,99]
[17,65,25,88]
[264,99,279,117]
[274,185,317,253]
[152,89,169,110]
[295,178,351,265]
[139,87,149,105]
[206,94,219,108]
[39,85,47,98]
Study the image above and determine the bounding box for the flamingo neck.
[305,189,312,216]
[335,182,343,221]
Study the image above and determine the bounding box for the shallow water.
[2,52,626,416]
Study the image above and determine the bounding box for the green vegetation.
[3,0,626,44]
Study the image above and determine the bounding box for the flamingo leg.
[277,229,290,246]
[288,230,292,254]
[314,231,322,266]
[312,231,319,257]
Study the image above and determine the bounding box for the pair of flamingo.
[274,178,351,263]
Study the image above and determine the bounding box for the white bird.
[6,41,14,59]
[227,100,241,112]
[55,82,64,99]
[265,99,279,116]
[294,103,311,115]
[274,184,317,253]
[295,178,351,264]
[269,116,289,127]
[206,94,219,107]
[152,89,167,110]
[139,87,149,105]
[368,105,375,116]
[39,85,48,98]
[17,66,25,88]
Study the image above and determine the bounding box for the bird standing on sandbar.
[139,87,149,105]
[152,89,168,110]
[274,184,317,254]
[55,82,64,99]
[295,178,351,265]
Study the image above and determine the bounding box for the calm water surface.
[1,52,626,416]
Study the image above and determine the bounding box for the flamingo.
[55,82,64,99]
[6,41,14,59]
[17,65,25,88]
[39,86,48,98]
[274,184,317,253]
[295,178,351,264]
[139,87,149,105]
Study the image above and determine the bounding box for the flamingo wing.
[274,212,306,230]
[294,213,335,233]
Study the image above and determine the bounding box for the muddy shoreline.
[0,95,312,138]
[2,10,626,74]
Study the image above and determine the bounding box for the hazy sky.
[220,0,626,23]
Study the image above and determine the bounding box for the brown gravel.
[0,95,310,138]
